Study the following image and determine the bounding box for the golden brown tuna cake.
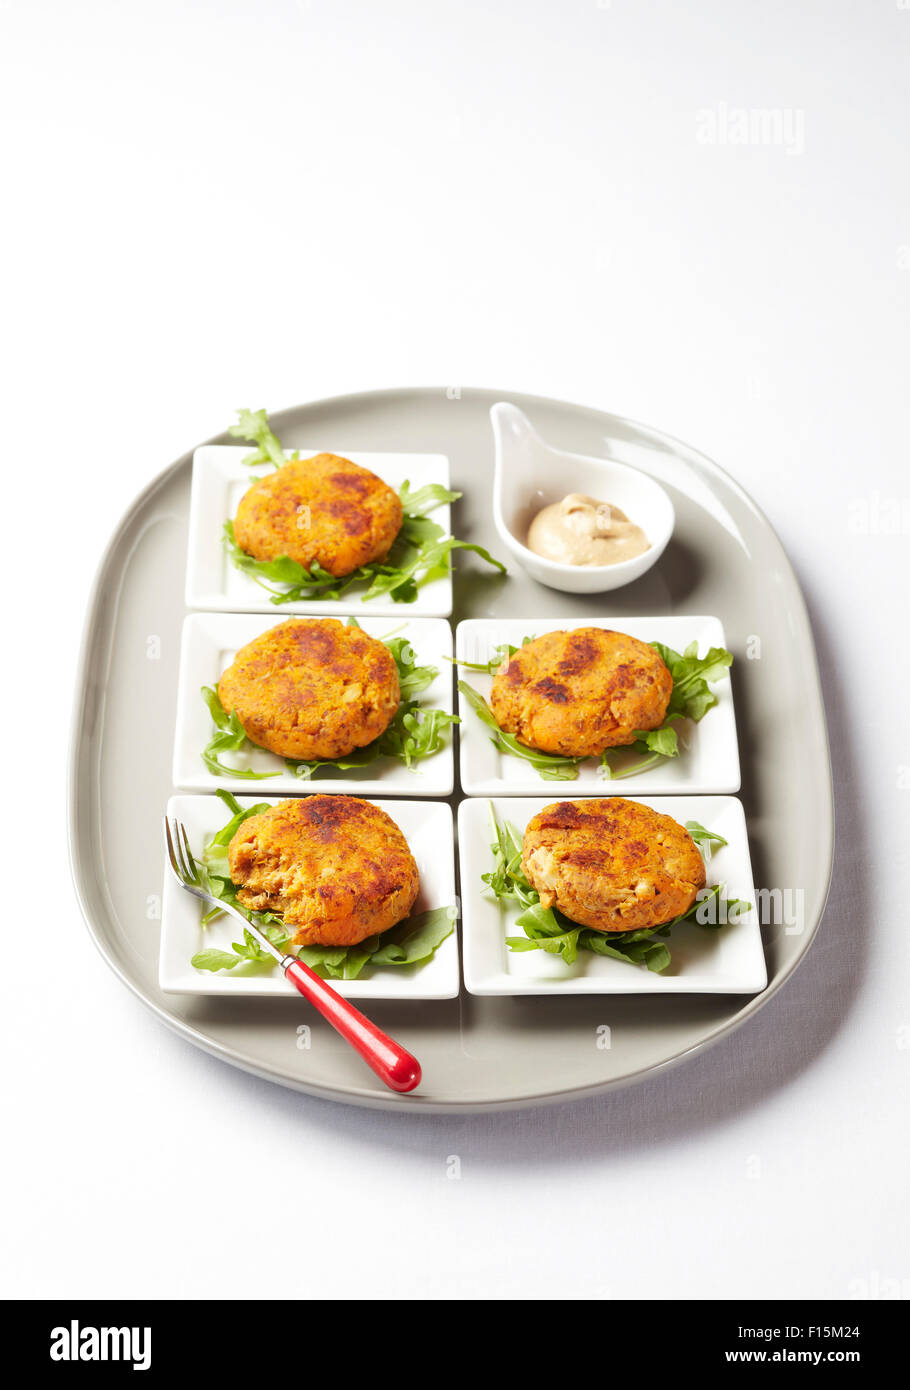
[521,798,705,933]
[217,618,400,761]
[233,453,403,577]
[228,796,420,947]
[490,627,672,757]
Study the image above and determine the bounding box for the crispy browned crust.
[521,798,706,933]
[233,453,403,577]
[490,627,673,757]
[228,796,420,947]
[217,618,399,761]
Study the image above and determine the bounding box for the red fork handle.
[283,958,422,1094]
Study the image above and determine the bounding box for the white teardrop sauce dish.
[490,402,675,594]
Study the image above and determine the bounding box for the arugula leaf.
[684,819,728,863]
[191,917,291,972]
[374,705,459,769]
[457,680,582,780]
[483,802,746,973]
[631,722,682,759]
[692,887,751,929]
[228,408,290,470]
[191,792,456,979]
[202,788,273,867]
[506,926,583,963]
[397,480,461,516]
[222,412,506,603]
[223,520,361,601]
[191,949,245,972]
[585,933,672,972]
[191,789,286,930]
[286,705,459,779]
[224,512,505,608]
[382,636,438,699]
[201,686,282,780]
[299,906,457,980]
[480,809,532,913]
[369,906,457,965]
[600,642,733,778]
[652,641,733,722]
[720,898,752,926]
[357,522,505,604]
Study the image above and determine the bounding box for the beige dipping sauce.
[526,493,651,567]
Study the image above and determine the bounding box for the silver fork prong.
[178,821,199,884]
[170,817,188,881]
[162,811,286,962]
[164,817,183,882]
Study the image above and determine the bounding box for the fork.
[164,816,422,1093]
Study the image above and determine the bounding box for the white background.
[2,0,908,1300]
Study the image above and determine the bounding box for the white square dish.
[186,444,455,616]
[160,795,459,998]
[455,614,740,795]
[172,612,455,796]
[458,794,766,995]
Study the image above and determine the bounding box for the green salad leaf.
[656,641,734,722]
[201,620,458,779]
[223,410,505,604]
[191,948,251,973]
[228,408,292,470]
[385,636,437,699]
[287,705,459,780]
[201,686,282,780]
[187,789,285,933]
[190,790,456,979]
[683,819,729,862]
[483,803,748,972]
[397,480,462,517]
[600,642,732,777]
[457,637,733,781]
[298,906,457,980]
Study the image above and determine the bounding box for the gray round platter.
[68,387,833,1112]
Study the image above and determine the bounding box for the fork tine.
[171,818,191,882]
[167,816,193,885]
[164,818,182,882]
[164,815,214,905]
[178,821,199,884]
